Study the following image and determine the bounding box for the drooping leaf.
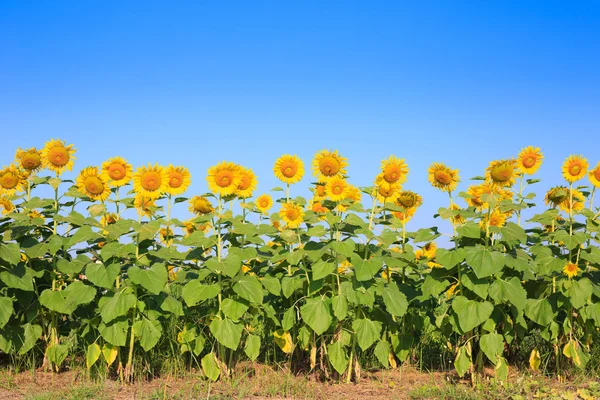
[352,318,382,351]
[209,317,243,350]
[451,296,494,332]
[300,297,333,335]
[201,352,221,381]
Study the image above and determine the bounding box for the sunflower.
[589,162,600,188]
[312,150,348,181]
[236,167,257,199]
[480,210,507,228]
[188,196,214,215]
[446,283,459,299]
[0,197,15,215]
[207,161,241,197]
[517,146,543,175]
[396,190,423,210]
[310,199,329,220]
[15,147,43,173]
[163,165,191,196]
[374,156,408,188]
[486,159,517,188]
[448,204,466,225]
[133,164,168,199]
[326,177,349,201]
[465,185,486,211]
[428,163,459,192]
[100,213,119,227]
[416,242,437,260]
[562,155,588,183]
[338,260,352,274]
[274,155,304,184]
[374,183,401,204]
[0,165,26,195]
[28,210,44,220]
[134,194,157,217]
[76,166,111,201]
[563,262,580,279]
[337,184,362,212]
[393,207,416,223]
[255,194,273,215]
[159,227,174,246]
[558,189,586,213]
[41,138,76,175]
[313,183,327,200]
[101,157,133,187]
[545,186,569,208]
[279,202,304,229]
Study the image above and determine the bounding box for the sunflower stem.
[568,183,573,262]
[517,175,524,226]
[286,183,290,203]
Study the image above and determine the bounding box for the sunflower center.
[595,169,600,181]
[22,153,41,170]
[215,170,233,187]
[238,175,250,190]
[332,184,344,195]
[383,166,401,183]
[316,185,326,197]
[472,197,483,206]
[141,171,162,191]
[194,198,211,213]
[48,146,70,167]
[491,164,513,183]
[319,157,340,176]
[378,187,393,197]
[286,209,299,220]
[108,164,125,180]
[398,196,415,208]
[0,173,18,190]
[569,164,581,176]
[434,170,452,185]
[84,176,105,195]
[169,173,183,188]
[523,156,536,168]
[282,162,297,178]
[260,200,269,208]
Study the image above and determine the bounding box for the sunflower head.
[255,194,273,215]
[134,194,157,217]
[279,202,304,229]
[563,262,580,279]
[159,227,174,246]
[486,159,517,188]
[588,162,600,189]
[376,156,408,189]
[465,185,486,210]
[133,164,168,199]
[15,147,43,173]
[396,190,422,210]
[562,155,588,183]
[393,207,416,223]
[163,165,190,196]
[312,183,327,200]
[558,189,586,213]
[0,165,27,195]
[188,195,214,215]
[428,163,459,192]
[545,186,569,208]
[274,155,304,184]
[448,203,466,225]
[100,213,119,227]
[422,242,437,259]
[236,166,257,199]
[207,162,241,197]
[312,150,348,181]
[517,146,543,175]
[480,210,507,228]
[75,166,111,201]
[374,183,401,204]
[0,197,15,215]
[41,138,76,175]
[326,177,349,202]
[101,157,133,187]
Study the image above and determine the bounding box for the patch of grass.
[409,384,481,400]
[24,385,108,400]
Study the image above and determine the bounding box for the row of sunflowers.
[0,139,599,383]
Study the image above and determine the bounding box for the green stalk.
[125,288,137,382]
[346,333,356,383]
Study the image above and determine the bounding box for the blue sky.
[1,1,599,228]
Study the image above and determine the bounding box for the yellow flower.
[183,220,196,237]
[255,194,273,214]
[396,190,423,210]
[242,264,252,274]
[517,146,543,175]
[0,165,27,196]
[207,161,241,197]
[427,261,442,268]
[168,265,178,281]
[376,156,409,189]
[274,155,304,184]
[279,202,304,229]
[100,213,119,227]
[312,183,327,200]
[422,242,437,259]
[545,186,568,208]
[558,189,586,213]
[101,157,133,187]
[312,150,347,181]
[76,166,111,201]
[480,210,507,228]
[0,197,15,215]
[374,183,401,204]
[133,164,168,199]
[562,155,588,183]
[134,194,156,217]
[236,166,257,199]
[563,262,580,279]
[428,163,459,192]
[338,260,352,274]
[381,268,391,280]
[159,227,174,246]
[165,165,191,196]
[393,207,416,223]
[310,199,329,215]
[41,138,76,175]
[15,147,43,173]
[446,282,459,299]
[448,204,465,225]
[588,162,600,189]
[28,210,44,220]
[326,177,349,201]
[486,159,517,188]
[188,195,214,215]
[336,184,361,212]
[272,220,283,232]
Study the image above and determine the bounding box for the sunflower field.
[1,140,600,384]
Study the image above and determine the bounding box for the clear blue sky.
[1,1,599,228]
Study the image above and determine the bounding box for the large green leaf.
[353,257,383,282]
[17,323,42,355]
[133,317,162,351]
[98,289,137,323]
[381,284,408,316]
[0,264,36,291]
[99,317,129,346]
[451,296,494,332]
[454,345,471,377]
[86,343,101,369]
[233,275,263,304]
[201,352,221,381]
[85,262,120,289]
[206,254,241,277]
[221,298,249,321]
[567,278,593,309]
[0,297,14,329]
[374,340,391,368]
[261,275,281,295]
[525,298,554,326]
[39,281,96,314]
[489,277,527,311]
[480,333,504,364]
[244,334,261,361]
[128,263,167,295]
[209,317,243,350]
[181,281,220,307]
[465,247,504,278]
[332,295,348,320]
[46,344,68,367]
[0,243,21,266]
[327,340,349,374]
[352,318,382,351]
[312,260,336,281]
[500,222,527,244]
[300,297,333,335]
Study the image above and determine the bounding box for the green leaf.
[85,263,120,289]
[233,275,264,304]
[209,317,243,350]
[181,282,220,307]
[300,297,333,335]
[98,290,137,323]
[312,260,336,281]
[128,263,167,295]
[381,284,408,317]
[282,307,296,331]
[18,323,42,355]
[330,240,355,257]
[281,276,303,298]
[221,298,249,321]
[461,272,489,300]
[352,318,382,351]
[480,333,504,364]
[391,334,413,362]
[39,281,96,314]
[101,343,118,366]
[465,247,504,278]
[0,297,14,329]
[201,352,221,381]
[68,225,101,246]
[56,256,89,275]
[46,344,68,367]
[160,295,184,316]
[568,278,593,309]
[244,334,261,361]
[261,275,281,295]
[206,254,242,278]
[457,222,481,239]
[99,318,129,346]
[525,298,554,326]
[500,222,527,244]
[0,243,21,266]
[327,340,349,374]
[353,257,383,282]
[489,277,527,312]
[332,295,348,320]
[86,343,101,369]
[0,264,36,291]
[451,296,494,332]
[133,317,162,351]
[374,340,391,368]
[435,248,465,269]
[454,345,472,377]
